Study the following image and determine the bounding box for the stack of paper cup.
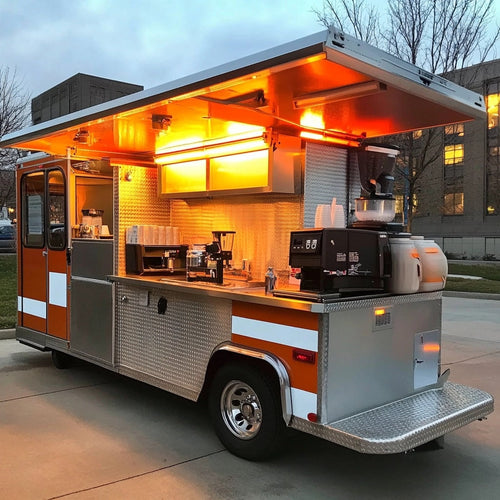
[330,198,337,226]
[172,227,180,245]
[333,204,345,228]
[315,204,333,227]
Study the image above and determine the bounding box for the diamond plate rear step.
[324,382,494,454]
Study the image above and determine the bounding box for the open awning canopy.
[0,27,486,165]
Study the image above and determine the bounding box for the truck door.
[20,168,69,339]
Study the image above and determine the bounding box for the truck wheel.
[51,350,72,369]
[208,363,285,460]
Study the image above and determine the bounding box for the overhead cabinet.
[158,134,302,197]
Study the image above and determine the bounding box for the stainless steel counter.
[108,274,442,313]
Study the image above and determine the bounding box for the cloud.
[1,0,324,97]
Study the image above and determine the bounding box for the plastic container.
[354,198,395,222]
[388,238,421,294]
[411,236,448,291]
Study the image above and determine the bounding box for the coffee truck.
[1,27,493,460]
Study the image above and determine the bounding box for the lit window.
[413,129,422,139]
[444,144,464,165]
[443,192,464,215]
[395,194,404,214]
[487,93,499,129]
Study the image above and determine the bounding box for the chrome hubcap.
[220,380,262,439]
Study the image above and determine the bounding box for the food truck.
[1,27,493,460]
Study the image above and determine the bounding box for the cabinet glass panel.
[210,150,269,190]
[160,159,207,194]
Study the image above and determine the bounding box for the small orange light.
[424,247,439,254]
[307,413,318,422]
[411,250,420,259]
[375,308,385,316]
[423,343,440,352]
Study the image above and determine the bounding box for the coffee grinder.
[350,144,401,232]
[212,231,235,268]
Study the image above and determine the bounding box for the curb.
[443,291,500,301]
[0,329,16,340]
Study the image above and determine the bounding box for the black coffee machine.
[289,228,390,293]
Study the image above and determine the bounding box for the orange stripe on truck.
[232,301,319,394]
[232,334,318,393]
[232,301,319,330]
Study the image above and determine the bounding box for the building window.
[443,129,464,215]
[443,192,464,215]
[486,83,500,215]
[444,144,464,165]
[445,123,464,140]
[487,92,499,130]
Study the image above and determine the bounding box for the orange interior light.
[299,131,360,148]
[374,308,386,316]
[155,129,267,164]
[299,111,361,147]
[424,247,440,253]
[300,110,325,129]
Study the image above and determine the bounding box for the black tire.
[51,350,72,369]
[208,362,285,460]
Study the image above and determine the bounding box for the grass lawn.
[446,262,500,294]
[0,254,17,329]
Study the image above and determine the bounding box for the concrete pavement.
[0,296,499,499]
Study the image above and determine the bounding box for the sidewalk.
[0,296,498,499]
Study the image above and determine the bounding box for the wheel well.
[201,349,283,405]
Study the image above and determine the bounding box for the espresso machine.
[126,244,188,275]
[289,228,390,294]
[186,231,235,284]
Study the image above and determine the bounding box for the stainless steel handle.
[42,250,48,256]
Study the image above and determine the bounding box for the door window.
[48,170,66,250]
[21,171,45,248]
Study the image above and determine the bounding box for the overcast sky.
[1,0,326,99]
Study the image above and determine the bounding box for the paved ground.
[1,296,499,499]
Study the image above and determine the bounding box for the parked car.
[0,224,16,252]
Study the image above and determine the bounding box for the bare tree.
[312,0,380,45]
[314,0,500,229]
[0,67,30,215]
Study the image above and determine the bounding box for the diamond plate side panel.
[169,195,302,281]
[290,382,494,454]
[304,143,348,227]
[116,282,232,399]
[115,165,171,275]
